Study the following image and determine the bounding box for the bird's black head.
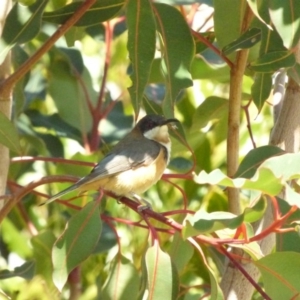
[136,114,178,134]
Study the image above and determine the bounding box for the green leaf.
[214,0,247,52]
[191,96,228,131]
[0,111,21,154]
[206,260,224,300]
[0,261,35,280]
[48,50,93,134]
[153,3,194,118]
[126,0,156,115]
[145,244,179,300]
[0,0,48,64]
[43,0,125,27]
[269,0,300,49]
[195,167,282,195]
[222,27,261,55]
[252,0,286,55]
[249,51,296,73]
[168,233,194,273]
[31,231,57,292]
[101,255,139,300]
[25,110,82,142]
[251,73,272,110]
[52,201,101,291]
[191,57,230,82]
[183,198,266,236]
[235,146,284,178]
[257,252,300,300]
[260,152,300,181]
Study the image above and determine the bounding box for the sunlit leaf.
[52,201,101,291]
[183,198,266,236]
[235,146,284,178]
[145,244,179,300]
[269,0,300,49]
[257,252,300,300]
[168,233,194,273]
[101,255,139,299]
[126,0,156,115]
[194,168,282,195]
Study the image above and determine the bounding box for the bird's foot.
[131,193,152,212]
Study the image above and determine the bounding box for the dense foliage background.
[1,0,300,299]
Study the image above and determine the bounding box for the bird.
[41,114,179,209]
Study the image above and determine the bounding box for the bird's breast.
[78,146,167,196]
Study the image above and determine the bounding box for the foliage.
[0,0,300,299]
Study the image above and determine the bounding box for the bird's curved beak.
[163,118,179,125]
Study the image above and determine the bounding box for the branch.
[0,0,97,99]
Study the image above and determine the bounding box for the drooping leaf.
[249,51,296,72]
[0,261,35,280]
[235,145,284,178]
[222,27,261,55]
[191,96,228,132]
[25,110,82,142]
[195,167,282,195]
[101,255,139,300]
[183,197,266,236]
[0,111,21,154]
[257,252,300,300]
[52,201,101,291]
[168,232,194,273]
[153,3,194,118]
[43,0,125,27]
[251,73,272,111]
[269,0,300,49]
[145,243,179,300]
[0,0,48,64]
[191,57,230,82]
[214,0,247,53]
[31,231,58,293]
[48,50,93,134]
[252,0,286,55]
[126,0,156,115]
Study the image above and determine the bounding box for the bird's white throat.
[143,125,171,159]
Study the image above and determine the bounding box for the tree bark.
[221,42,300,299]
[0,0,12,211]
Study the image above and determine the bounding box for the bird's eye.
[146,120,157,130]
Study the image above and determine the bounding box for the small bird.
[42,114,178,208]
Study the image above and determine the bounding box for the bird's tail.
[39,184,79,206]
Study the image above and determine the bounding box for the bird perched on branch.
[41,114,178,209]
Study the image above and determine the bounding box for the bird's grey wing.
[81,139,161,184]
[41,153,132,205]
[42,139,161,205]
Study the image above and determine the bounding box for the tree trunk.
[0,0,12,211]
[220,43,300,299]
